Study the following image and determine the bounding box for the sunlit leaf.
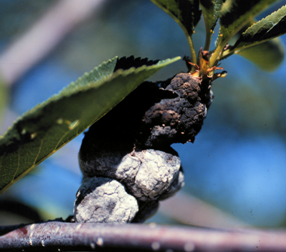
[218,0,278,46]
[150,0,201,37]
[0,56,180,194]
[232,5,286,50]
[220,10,285,71]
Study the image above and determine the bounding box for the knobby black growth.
[75,57,214,224]
[81,63,213,154]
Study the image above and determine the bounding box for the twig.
[1,222,286,251]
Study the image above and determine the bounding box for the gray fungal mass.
[75,61,213,223]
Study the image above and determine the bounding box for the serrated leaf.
[218,0,278,45]
[220,13,285,70]
[151,0,201,37]
[115,56,160,71]
[0,56,181,194]
[200,0,224,31]
[232,5,286,50]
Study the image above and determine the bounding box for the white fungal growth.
[79,149,183,201]
[76,149,184,223]
[74,177,138,223]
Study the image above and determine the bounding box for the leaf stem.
[186,34,197,71]
[209,31,229,67]
[201,10,211,51]
[209,44,224,67]
[204,32,212,52]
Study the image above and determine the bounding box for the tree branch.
[1,222,286,251]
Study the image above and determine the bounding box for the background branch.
[0,0,107,86]
[160,191,250,228]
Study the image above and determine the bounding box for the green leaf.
[218,0,278,46]
[232,5,286,50]
[151,0,201,36]
[209,0,278,67]
[200,0,224,31]
[220,9,285,71]
[236,37,284,71]
[0,56,181,194]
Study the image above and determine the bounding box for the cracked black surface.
[80,71,213,162]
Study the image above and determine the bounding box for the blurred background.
[0,0,286,228]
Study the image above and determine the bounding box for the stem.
[201,10,211,51]
[186,34,197,72]
[204,31,212,52]
[209,30,230,67]
[209,43,224,67]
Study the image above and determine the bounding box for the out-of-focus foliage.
[236,37,284,71]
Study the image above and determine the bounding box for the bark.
[1,222,286,251]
